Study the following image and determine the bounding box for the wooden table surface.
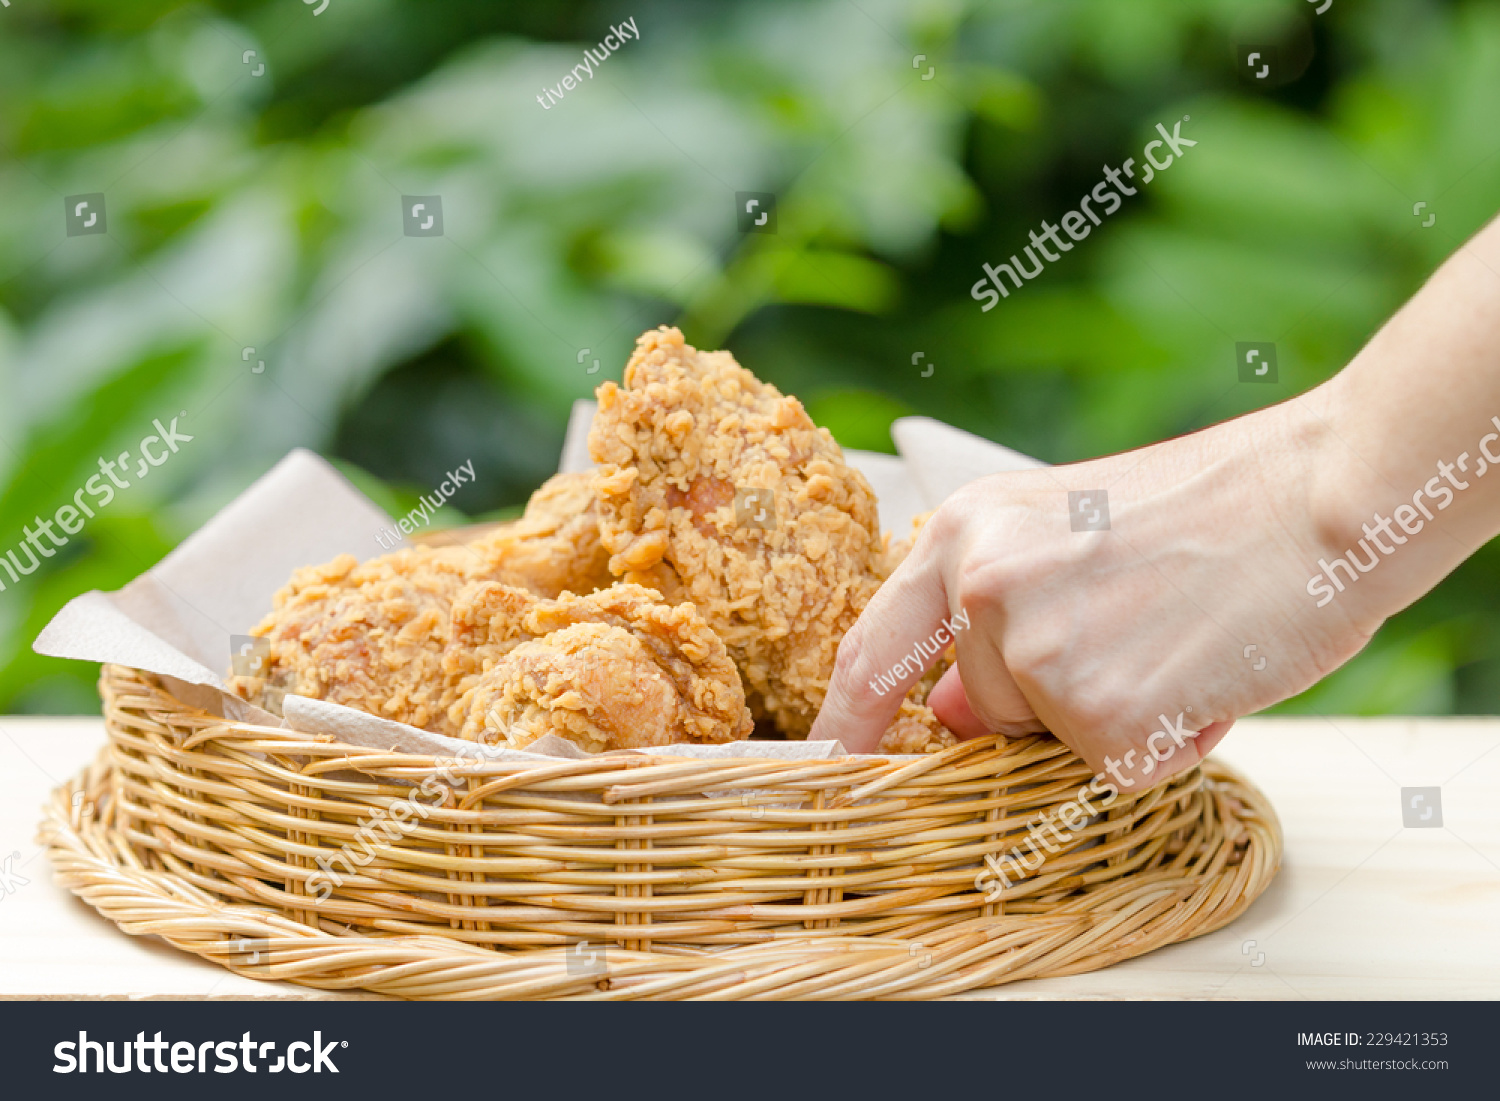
[2,715,1497,1000]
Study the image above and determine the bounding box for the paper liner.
[35,401,1046,771]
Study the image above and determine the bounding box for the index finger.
[811,542,957,753]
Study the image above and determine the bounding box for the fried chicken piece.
[455,622,733,752]
[230,544,478,730]
[880,701,956,753]
[881,509,930,578]
[466,470,614,598]
[230,472,612,728]
[588,326,955,754]
[447,581,752,750]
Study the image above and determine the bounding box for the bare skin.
[814,213,1500,788]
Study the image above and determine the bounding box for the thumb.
[928,644,1048,741]
[925,665,988,739]
[811,549,956,754]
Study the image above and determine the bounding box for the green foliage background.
[1,0,1497,716]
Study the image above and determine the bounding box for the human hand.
[812,396,1381,788]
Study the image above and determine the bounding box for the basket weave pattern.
[38,664,1281,999]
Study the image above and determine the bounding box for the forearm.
[1306,213,1500,621]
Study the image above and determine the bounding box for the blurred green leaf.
[2,0,1499,718]
[805,388,915,455]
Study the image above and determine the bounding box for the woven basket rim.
[36,664,1284,1000]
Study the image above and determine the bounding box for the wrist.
[1295,374,1417,628]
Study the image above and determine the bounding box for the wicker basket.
[37,663,1281,999]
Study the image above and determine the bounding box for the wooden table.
[2,716,1496,999]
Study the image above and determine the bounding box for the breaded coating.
[881,509,930,578]
[880,701,958,754]
[588,326,955,753]
[231,545,478,731]
[230,472,612,729]
[456,624,729,753]
[448,581,753,750]
[467,470,614,598]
